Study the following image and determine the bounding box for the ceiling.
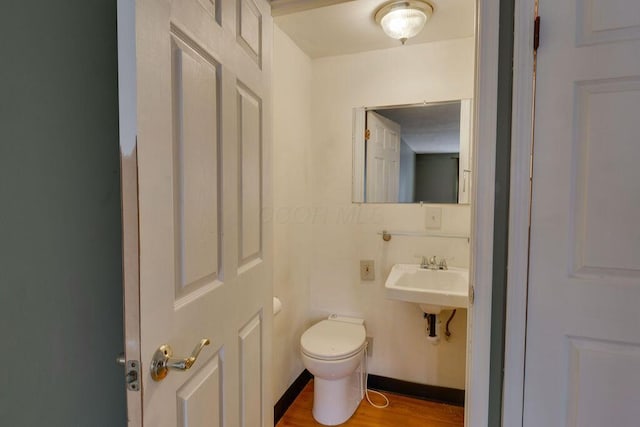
[274,0,475,58]
[376,102,461,153]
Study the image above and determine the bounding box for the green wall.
[0,1,126,425]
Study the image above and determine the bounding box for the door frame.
[468,0,538,423]
[466,0,503,423]
[116,0,142,424]
[502,0,536,425]
[115,0,521,424]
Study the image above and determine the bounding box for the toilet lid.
[301,320,366,360]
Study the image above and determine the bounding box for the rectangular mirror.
[352,99,472,204]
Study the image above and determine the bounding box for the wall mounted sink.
[384,264,469,314]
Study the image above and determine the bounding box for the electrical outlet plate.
[425,206,442,230]
[360,260,375,281]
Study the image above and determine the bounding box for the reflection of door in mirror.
[353,99,473,204]
[365,111,401,202]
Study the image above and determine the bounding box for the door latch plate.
[125,360,140,391]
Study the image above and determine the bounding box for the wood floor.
[276,381,464,427]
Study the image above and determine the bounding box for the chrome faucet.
[428,256,438,269]
[420,256,429,269]
[419,256,448,270]
[419,256,438,270]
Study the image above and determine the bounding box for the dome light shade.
[375,1,434,44]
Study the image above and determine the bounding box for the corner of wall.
[272,23,314,403]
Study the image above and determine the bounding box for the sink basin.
[384,264,469,313]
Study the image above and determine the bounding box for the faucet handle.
[414,255,428,268]
[438,258,448,270]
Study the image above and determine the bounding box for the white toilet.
[300,315,367,425]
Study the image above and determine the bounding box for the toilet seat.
[301,319,366,361]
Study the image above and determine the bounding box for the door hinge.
[533,16,541,51]
[365,129,371,140]
[117,353,141,392]
[469,284,475,305]
[529,153,534,179]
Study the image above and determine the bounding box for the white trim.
[458,99,473,204]
[503,0,536,425]
[466,0,500,425]
[116,0,142,425]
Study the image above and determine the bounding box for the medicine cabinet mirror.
[352,99,472,204]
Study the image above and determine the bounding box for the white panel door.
[524,0,640,425]
[118,0,273,425]
[365,111,401,202]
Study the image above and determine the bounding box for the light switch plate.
[425,206,442,230]
[360,260,375,281]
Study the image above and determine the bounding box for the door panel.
[119,0,272,425]
[238,83,263,266]
[238,0,263,66]
[524,0,640,424]
[576,0,640,46]
[566,337,640,426]
[571,78,640,277]
[365,111,401,202]
[171,32,221,296]
[239,314,263,427]
[176,355,223,427]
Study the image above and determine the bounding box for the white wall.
[272,26,313,401]
[308,38,475,389]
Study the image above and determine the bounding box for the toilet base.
[312,362,364,425]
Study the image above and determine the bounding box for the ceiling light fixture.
[375,1,434,45]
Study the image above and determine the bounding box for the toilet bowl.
[300,315,366,426]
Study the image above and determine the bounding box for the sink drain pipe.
[424,313,437,338]
[423,312,440,344]
[423,310,457,344]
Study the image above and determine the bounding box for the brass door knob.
[150,338,210,381]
